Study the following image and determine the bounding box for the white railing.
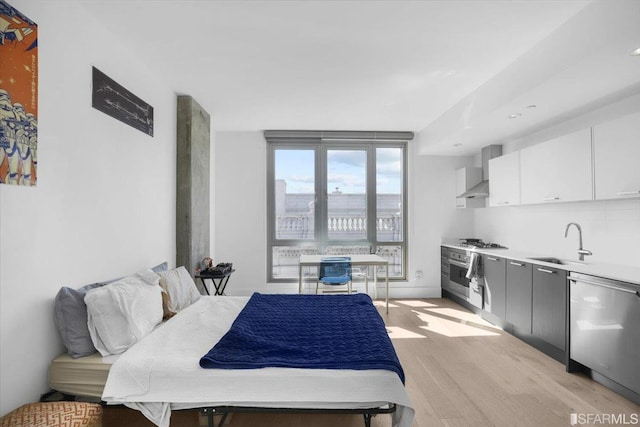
[276,216,311,239]
[328,216,366,232]
[276,214,401,239]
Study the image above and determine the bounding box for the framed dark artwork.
[0,0,38,186]
[91,66,154,137]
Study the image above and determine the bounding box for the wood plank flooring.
[221,298,639,427]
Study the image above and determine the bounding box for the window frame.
[267,139,408,283]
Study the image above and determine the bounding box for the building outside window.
[266,131,411,283]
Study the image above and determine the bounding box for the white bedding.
[102,296,414,427]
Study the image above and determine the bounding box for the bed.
[51,291,414,427]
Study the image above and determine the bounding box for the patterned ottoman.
[0,402,102,427]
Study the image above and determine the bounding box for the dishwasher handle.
[568,277,640,296]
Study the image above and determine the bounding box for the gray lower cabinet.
[532,265,567,351]
[482,254,506,319]
[505,260,532,333]
[440,247,450,290]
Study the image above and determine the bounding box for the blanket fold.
[200,293,405,383]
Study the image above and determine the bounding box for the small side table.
[196,270,235,296]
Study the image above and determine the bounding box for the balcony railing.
[276,214,401,240]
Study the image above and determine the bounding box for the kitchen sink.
[528,257,587,266]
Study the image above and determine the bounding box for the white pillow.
[85,270,163,356]
[157,266,201,312]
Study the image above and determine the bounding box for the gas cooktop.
[459,239,508,249]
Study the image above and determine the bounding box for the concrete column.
[176,95,210,278]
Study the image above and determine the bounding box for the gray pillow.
[54,262,169,358]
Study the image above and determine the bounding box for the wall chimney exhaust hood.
[458,145,502,198]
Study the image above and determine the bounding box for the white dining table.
[298,254,390,313]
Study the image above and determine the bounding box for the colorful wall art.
[92,67,154,137]
[0,0,38,186]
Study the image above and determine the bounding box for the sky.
[275,147,402,194]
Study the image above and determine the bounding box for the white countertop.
[441,242,640,286]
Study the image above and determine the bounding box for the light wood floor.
[221,298,639,427]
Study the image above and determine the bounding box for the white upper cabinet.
[455,167,484,208]
[489,151,520,207]
[520,128,593,205]
[593,112,640,200]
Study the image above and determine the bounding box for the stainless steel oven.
[447,248,483,309]
[449,250,471,296]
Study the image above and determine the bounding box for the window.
[266,131,410,282]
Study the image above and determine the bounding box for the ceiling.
[80,0,640,156]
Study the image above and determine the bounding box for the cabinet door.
[505,260,532,333]
[489,151,520,207]
[532,266,567,351]
[593,112,640,200]
[520,128,593,205]
[440,247,450,290]
[483,255,506,319]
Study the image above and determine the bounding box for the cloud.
[328,150,366,167]
[376,148,402,177]
[328,173,366,192]
[290,175,314,184]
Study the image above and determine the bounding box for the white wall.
[410,152,477,294]
[213,132,267,295]
[213,131,475,298]
[474,93,640,266]
[0,2,176,415]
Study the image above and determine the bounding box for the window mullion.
[316,145,326,251]
[366,144,377,252]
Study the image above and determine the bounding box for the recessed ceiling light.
[631,47,640,56]
[508,113,522,119]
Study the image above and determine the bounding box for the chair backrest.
[319,257,352,282]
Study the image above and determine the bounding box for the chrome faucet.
[564,222,592,261]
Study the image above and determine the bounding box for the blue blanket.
[200,293,405,383]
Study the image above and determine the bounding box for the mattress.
[48,352,119,398]
[102,296,414,427]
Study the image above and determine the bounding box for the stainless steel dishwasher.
[569,272,640,396]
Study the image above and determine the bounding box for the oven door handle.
[449,259,469,269]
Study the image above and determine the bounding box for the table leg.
[215,276,231,295]
[373,266,378,301]
[200,278,210,296]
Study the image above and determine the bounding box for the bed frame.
[200,404,398,427]
[43,389,397,427]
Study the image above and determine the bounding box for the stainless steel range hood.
[458,145,502,199]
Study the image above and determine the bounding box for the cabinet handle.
[497,201,510,205]
[617,190,640,196]
[537,267,556,274]
[510,261,524,267]
[450,260,469,268]
[543,196,560,201]
[487,257,500,261]
[568,277,639,295]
